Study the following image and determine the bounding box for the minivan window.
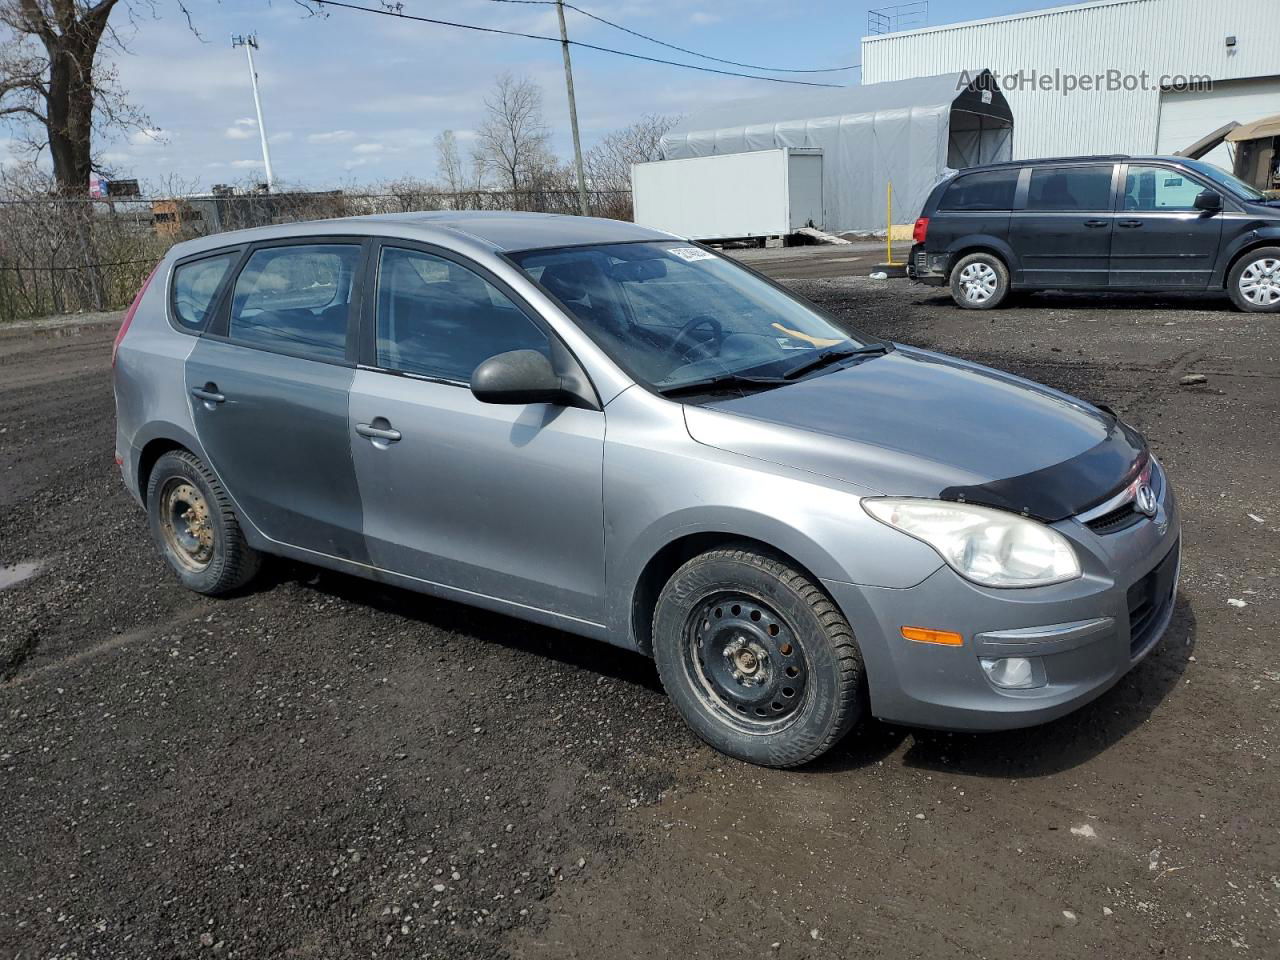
[375,247,549,382]
[1123,165,1206,211]
[228,244,361,362]
[1026,165,1114,211]
[1182,158,1265,201]
[939,169,1019,210]
[172,253,236,330]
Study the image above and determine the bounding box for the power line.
[312,1,844,87]
[479,0,860,73]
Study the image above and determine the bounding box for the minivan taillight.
[912,217,929,245]
[112,263,160,368]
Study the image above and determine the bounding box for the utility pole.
[555,0,590,217]
[232,34,276,193]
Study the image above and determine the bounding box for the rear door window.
[374,246,549,382]
[228,244,362,362]
[172,252,237,330]
[939,169,1019,210]
[1026,165,1115,211]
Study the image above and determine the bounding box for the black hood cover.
[939,416,1148,521]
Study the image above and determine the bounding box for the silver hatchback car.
[114,212,1180,767]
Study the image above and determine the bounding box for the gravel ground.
[1,274,1277,960]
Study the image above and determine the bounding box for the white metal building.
[861,0,1280,168]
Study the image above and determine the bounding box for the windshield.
[509,241,878,391]
[1183,158,1266,201]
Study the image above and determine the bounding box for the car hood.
[684,346,1147,521]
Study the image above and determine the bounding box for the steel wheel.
[958,262,999,303]
[158,478,215,573]
[683,592,809,735]
[1239,257,1280,307]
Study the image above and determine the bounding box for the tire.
[146,450,261,596]
[949,252,1011,309]
[652,547,866,768]
[1226,246,1280,313]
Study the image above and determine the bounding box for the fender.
[1212,224,1280,286]
[945,233,1022,275]
[126,420,208,503]
[607,504,863,652]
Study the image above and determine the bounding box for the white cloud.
[99,152,132,167]
[130,128,168,146]
[234,117,256,127]
[308,130,357,144]
[231,159,264,169]
[691,11,721,25]
[225,126,255,140]
[269,131,295,144]
[352,142,384,155]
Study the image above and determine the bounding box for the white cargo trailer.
[631,148,823,241]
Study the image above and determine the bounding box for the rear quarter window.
[939,170,1019,211]
[171,253,238,331]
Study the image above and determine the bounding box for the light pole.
[554,1,590,217]
[232,34,276,192]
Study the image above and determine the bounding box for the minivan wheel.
[949,252,1010,309]
[652,547,866,768]
[1227,247,1280,313]
[146,450,261,595]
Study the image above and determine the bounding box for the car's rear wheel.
[949,252,1010,309]
[1227,247,1280,313]
[652,547,866,767]
[146,450,261,595]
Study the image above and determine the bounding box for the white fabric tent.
[660,71,1014,233]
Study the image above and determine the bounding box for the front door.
[1010,163,1118,288]
[1109,164,1224,288]
[187,240,368,561]
[347,243,607,625]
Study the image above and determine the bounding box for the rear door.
[185,238,370,562]
[347,241,607,624]
[1010,163,1119,288]
[1109,163,1224,289]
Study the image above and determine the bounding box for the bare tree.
[475,72,550,205]
[0,1,158,194]
[434,129,464,194]
[585,113,681,193]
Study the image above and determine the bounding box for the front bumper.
[824,479,1181,731]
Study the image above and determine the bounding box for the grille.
[1127,541,1179,658]
[1086,502,1143,534]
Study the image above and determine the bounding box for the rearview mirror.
[1194,189,1223,212]
[471,349,575,406]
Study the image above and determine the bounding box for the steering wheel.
[666,315,724,363]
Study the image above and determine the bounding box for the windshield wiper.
[656,372,787,399]
[781,343,889,381]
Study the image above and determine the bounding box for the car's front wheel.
[652,546,866,767]
[1227,247,1280,313]
[146,450,261,596]
[949,252,1011,309]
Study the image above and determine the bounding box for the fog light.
[980,656,1037,689]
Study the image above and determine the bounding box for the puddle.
[0,561,41,590]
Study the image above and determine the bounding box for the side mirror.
[1194,189,1223,212]
[471,349,574,406]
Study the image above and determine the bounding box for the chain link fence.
[0,187,633,322]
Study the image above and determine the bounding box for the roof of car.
[956,154,1204,173]
[168,210,675,260]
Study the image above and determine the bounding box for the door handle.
[191,385,226,404]
[355,421,402,443]
[1118,219,1144,228]
[1083,219,1109,228]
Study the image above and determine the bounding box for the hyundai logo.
[1134,483,1158,518]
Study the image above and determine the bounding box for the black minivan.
[909,155,1280,312]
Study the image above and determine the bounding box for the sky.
[2,0,1064,191]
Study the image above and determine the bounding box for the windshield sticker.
[775,337,811,350]
[668,246,716,263]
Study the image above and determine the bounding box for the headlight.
[862,498,1081,588]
